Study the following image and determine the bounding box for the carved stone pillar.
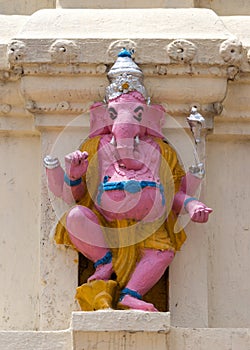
[20,75,101,329]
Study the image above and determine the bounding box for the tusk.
[110,135,116,146]
[135,135,140,144]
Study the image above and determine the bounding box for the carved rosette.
[56,101,70,111]
[107,40,137,59]
[220,38,242,65]
[167,39,197,63]
[0,104,12,114]
[49,39,79,63]
[7,40,26,64]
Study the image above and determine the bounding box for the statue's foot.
[118,295,158,312]
[87,262,113,282]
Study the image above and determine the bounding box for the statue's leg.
[118,248,175,311]
[66,205,113,281]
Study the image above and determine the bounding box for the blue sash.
[97,177,165,206]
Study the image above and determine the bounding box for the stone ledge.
[71,310,171,333]
[0,330,71,350]
[169,327,250,350]
[1,324,249,350]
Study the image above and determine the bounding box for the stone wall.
[0,2,250,350]
[2,0,250,15]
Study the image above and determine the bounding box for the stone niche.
[1,7,250,349]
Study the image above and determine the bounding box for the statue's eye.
[108,107,117,120]
[133,106,144,122]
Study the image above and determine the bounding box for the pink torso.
[94,135,166,221]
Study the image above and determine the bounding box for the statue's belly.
[95,180,166,221]
[96,136,165,221]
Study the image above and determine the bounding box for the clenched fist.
[65,150,88,180]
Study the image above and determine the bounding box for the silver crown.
[105,49,148,101]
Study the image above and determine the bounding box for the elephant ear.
[89,102,112,138]
[144,104,166,138]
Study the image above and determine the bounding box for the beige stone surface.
[56,0,195,9]
[38,130,81,331]
[196,0,250,16]
[168,327,250,350]
[0,135,40,330]
[0,0,56,15]
[71,310,170,332]
[221,16,250,46]
[71,311,170,349]
[17,8,231,40]
[206,137,250,328]
[73,331,168,350]
[0,15,28,68]
[1,0,250,16]
[0,326,250,350]
[0,330,71,350]
[169,222,209,327]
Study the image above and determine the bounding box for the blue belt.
[97,177,165,206]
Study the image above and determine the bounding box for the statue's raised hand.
[65,151,88,180]
[186,199,213,223]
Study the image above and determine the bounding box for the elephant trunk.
[111,123,143,170]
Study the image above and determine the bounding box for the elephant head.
[89,92,166,170]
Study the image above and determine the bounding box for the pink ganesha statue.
[44,49,212,312]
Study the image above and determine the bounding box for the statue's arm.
[44,151,88,204]
[169,156,212,223]
[172,174,213,223]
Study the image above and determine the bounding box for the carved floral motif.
[7,40,26,64]
[220,38,242,64]
[56,101,70,111]
[49,40,79,62]
[167,39,197,63]
[0,104,12,114]
[107,40,137,59]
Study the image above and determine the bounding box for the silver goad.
[187,107,206,179]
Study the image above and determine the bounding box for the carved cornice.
[25,100,89,114]
[20,63,107,76]
[0,67,23,82]
[7,38,244,70]
[0,9,250,136]
[13,62,237,79]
